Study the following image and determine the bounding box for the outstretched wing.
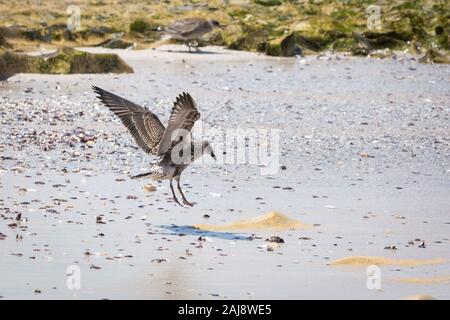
[92,86,165,156]
[157,92,200,156]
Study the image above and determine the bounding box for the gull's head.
[208,19,224,30]
[202,140,217,161]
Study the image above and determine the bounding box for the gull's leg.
[193,40,201,53]
[176,176,193,207]
[170,179,182,206]
[185,40,191,52]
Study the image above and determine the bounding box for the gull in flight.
[93,86,216,207]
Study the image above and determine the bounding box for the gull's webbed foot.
[176,177,193,207]
[182,198,194,207]
[170,179,183,207]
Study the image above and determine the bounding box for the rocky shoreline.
[1,0,448,65]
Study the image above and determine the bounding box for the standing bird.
[159,17,224,52]
[92,86,216,207]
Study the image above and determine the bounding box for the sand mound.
[329,256,447,267]
[402,294,437,300]
[395,275,450,285]
[194,211,311,232]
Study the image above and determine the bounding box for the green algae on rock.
[265,33,302,57]
[0,47,133,78]
[130,19,153,34]
[254,0,282,7]
[352,31,407,50]
[0,49,36,80]
[0,33,12,49]
[225,21,270,52]
[0,0,448,61]
[419,49,450,64]
[39,48,134,74]
[95,38,134,49]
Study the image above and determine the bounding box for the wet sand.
[1,45,450,299]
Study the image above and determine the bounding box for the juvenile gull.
[159,17,224,52]
[92,86,216,207]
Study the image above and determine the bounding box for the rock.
[351,46,370,56]
[368,49,393,59]
[0,1,447,57]
[130,19,153,34]
[143,184,156,192]
[0,48,133,78]
[226,22,267,52]
[254,0,281,6]
[434,25,449,50]
[419,49,450,64]
[0,49,36,80]
[0,33,12,49]
[38,47,134,74]
[87,26,117,37]
[0,47,134,77]
[265,33,302,57]
[352,31,406,50]
[95,38,134,49]
[265,236,285,243]
[96,215,106,224]
[85,140,95,147]
[292,21,346,53]
[22,28,51,42]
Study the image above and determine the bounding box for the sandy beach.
[1,45,449,299]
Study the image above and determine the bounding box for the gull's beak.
[212,153,217,161]
[218,24,225,30]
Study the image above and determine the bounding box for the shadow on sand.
[161,49,224,55]
[156,224,252,241]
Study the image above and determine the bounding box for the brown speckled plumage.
[93,86,216,207]
[162,18,223,52]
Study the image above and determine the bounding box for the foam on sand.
[194,211,311,232]
[395,275,450,285]
[328,256,447,267]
